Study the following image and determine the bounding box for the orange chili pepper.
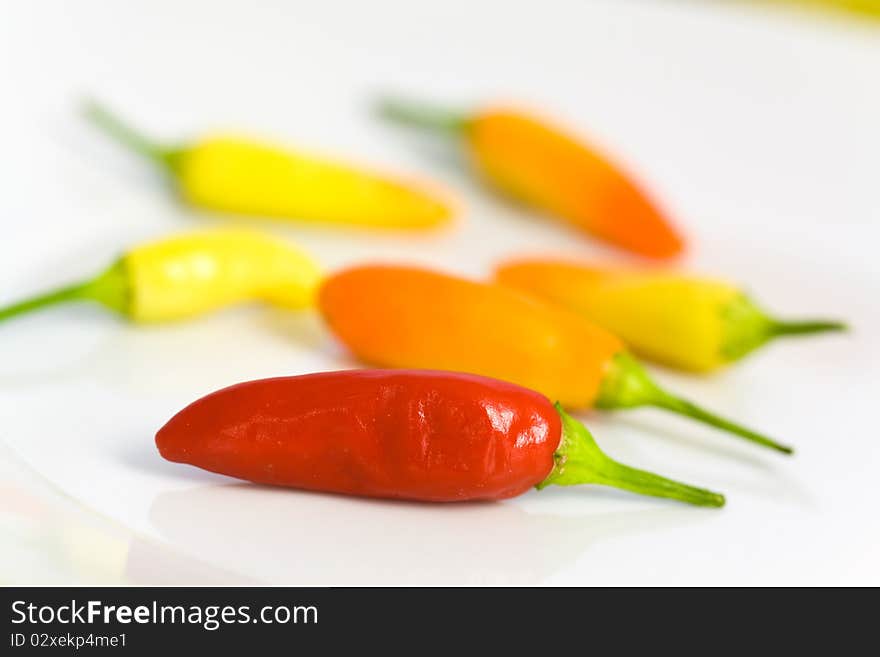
[319,265,792,454]
[378,97,684,258]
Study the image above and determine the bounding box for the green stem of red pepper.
[540,404,724,508]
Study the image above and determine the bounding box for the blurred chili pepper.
[778,1,880,21]
[377,96,684,257]
[319,265,793,454]
[157,369,724,507]
[84,101,452,229]
[0,229,321,324]
[496,259,846,372]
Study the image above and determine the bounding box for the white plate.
[1,0,879,585]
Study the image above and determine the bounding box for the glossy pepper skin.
[378,98,684,258]
[322,265,620,409]
[496,260,846,372]
[156,369,724,506]
[319,265,793,454]
[0,229,321,325]
[84,101,451,229]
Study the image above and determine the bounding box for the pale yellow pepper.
[495,260,846,372]
[0,229,322,325]
[84,102,452,229]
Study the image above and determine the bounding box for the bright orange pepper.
[378,98,684,258]
[319,265,792,454]
[321,264,620,408]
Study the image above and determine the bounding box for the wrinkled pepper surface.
[157,369,724,506]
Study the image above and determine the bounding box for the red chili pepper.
[156,369,724,507]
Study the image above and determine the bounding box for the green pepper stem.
[0,260,130,325]
[651,393,793,454]
[82,100,181,173]
[720,294,847,363]
[768,319,847,337]
[539,404,725,508]
[596,352,794,455]
[0,281,93,323]
[375,96,470,136]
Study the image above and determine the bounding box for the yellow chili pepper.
[770,0,880,21]
[495,259,846,372]
[0,229,321,324]
[84,101,452,229]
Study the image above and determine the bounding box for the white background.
[1,0,878,585]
